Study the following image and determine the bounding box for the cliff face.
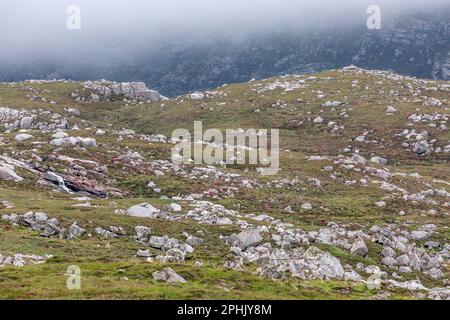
[433,49,450,80]
[353,13,450,80]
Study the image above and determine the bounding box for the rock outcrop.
[82,80,161,102]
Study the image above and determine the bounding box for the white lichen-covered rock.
[83,80,161,102]
[227,229,262,250]
[342,65,359,72]
[77,137,97,147]
[169,203,182,212]
[288,246,345,280]
[50,136,96,147]
[189,92,205,100]
[14,133,34,142]
[68,222,86,239]
[0,162,23,181]
[19,117,34,129]
[153,267,186,283]
[50,137,77,147]
[0,253,53,267]
[344,270,363,281]
[411,230,430,240]
[52,131,69,139]
[413,140,430,155]
[371,156,389,165]
[0,107,30,130]
[350,238,368,257]
[301,202,313,210]
[313,116,324,124]
[323,101,342,107]
[428,288,450,300]
[387,279,427,291]
[386,106,397,113]
[127,203,160,218]
[424,98,442,107]
[135,226,152,241]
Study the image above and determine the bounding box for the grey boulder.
[127,203,160,218]
[153,267,186,284]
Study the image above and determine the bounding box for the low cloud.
[0,0,448,65]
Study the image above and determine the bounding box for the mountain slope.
[0,67,449,299]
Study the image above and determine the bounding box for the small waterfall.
[44,172,74,194]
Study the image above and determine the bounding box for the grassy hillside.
[0,68,449,299]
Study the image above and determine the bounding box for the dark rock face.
[0,9,449,97]
[353,14,450,81]
[433,50,450,80]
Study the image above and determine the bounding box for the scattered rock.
[350,238,368,257]
[127,203,160,218]
[227,229,262,250]
[153,267,186,284]
[14,133,34,142]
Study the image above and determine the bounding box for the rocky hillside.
[0,67,449,299]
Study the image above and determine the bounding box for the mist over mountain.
[0,1,449,96]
